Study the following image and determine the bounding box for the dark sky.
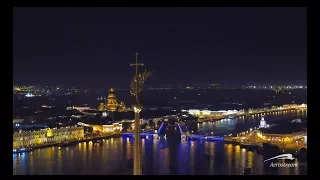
[13,7,307,88]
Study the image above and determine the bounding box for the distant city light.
[25,93,34,97]
[102,112,108,117]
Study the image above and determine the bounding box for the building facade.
[241,130,307,146]
[258,116,269,128]
[13,126,84,149]
[77,122,123,134]
[106,88,118,112]
[103,123,122,134]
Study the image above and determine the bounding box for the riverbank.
[222,138,305,155]
[13,134,305,175]
[197,106,306,123]
[13,133,121,153]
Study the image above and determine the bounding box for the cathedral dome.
[106,88,118,112]
[107,88,117,99]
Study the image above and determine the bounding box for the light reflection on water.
[13,110,306,175]
[13,137,302,175]
[196,110,307,135]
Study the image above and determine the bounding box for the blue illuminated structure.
[122,132,154,138]
[177,123,184,135]
[13,147,33,154]
[187,135,224,141]
[158,122,164,135]
[185,123,190,133]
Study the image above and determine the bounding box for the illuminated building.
[66,106,90,112]
[291,119,302,123]
[239,121,307,147]
[106,88,118,112]
[98,102,106,111]
[97,96,105,101]
[187,109,239,117]
[186,104,307,118]
[13,119,24,124]
[259,116,269,128]
[13,86,35,93]
[103,123,122,133]
[102,111,108,117]
[25,92,34,98]
[98,88,128,113]
[13,126,84,148]
[248,130,307,145]
[81,109,101,116]
[77,122,122,134]
[118,101,127,112]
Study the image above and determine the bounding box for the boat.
[291,119,302,123]
[228,116,236,120]
[181,135,187,140]
[13,147,33,154]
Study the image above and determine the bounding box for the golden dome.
[106,87,118,112]
[107,88,116,99]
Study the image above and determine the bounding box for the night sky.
[13,7,307,88]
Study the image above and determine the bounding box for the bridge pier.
[153,134,158,139]
[181,134,186,140]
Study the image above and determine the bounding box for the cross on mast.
[130,52,144,77]
[130,52,144,104]
[129,52,145,175]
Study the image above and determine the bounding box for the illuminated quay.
[13,126,84,149]
[13,123,123,152]
[187,104,307,122]
[121,105,307,153]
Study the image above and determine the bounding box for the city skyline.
[13,7,306,87]
[12,7,308,175]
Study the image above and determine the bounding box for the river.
[13,110,307,175]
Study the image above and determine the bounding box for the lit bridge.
[121,121,192,140]
[157,121,191,140]
[191,104,307,122]
[122,121,224,142]
[121,131,156,139]
[187,135,224,141]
